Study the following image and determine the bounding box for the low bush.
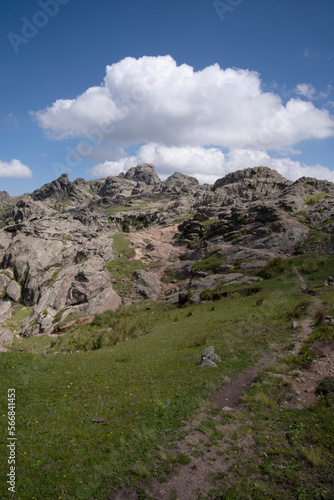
[258,257,290,279]
[192,257,223,273]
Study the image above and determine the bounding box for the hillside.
[1,164,334,340]
[1,165,334,499]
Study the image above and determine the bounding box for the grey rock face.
[5,269,14,279]
[0,327,14,349]
[0,191,11,207]
[133,270,161,298]
[162,172,199,193]
[31,174,73,201]
[2,163,334,338]
[0,273,10,294]
[213,166,291,201]
[125,164,161,186]
[6,281,21,302]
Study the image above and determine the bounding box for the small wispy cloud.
[303,47,319,59]
[294,83,332,103]
[3,113,20,129]
[295,83,316,99]
[319,85,332,99]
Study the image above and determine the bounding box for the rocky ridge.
[0,163,334,344]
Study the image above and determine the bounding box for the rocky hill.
[1,163,334,345]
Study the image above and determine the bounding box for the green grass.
[107,257,145,280]
[209,360,334,499]
[294,229,330,254]
[192,257,223,273]
[111,233,136,258]
[107,233,160,293]
[102,204,144,214]
[257,257,290,279]
[56,311,89,329]
[305,192,332,206]
[0,265,305,499]
[2,305,33,332]
[161,268,177,283]
[3,256,334,499]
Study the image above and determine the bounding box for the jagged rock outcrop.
[125,163,162,187]
[277,177,334,212]
[213,166,291,202]
[31,173,74,201]
[1,164,334,339]
[162,172,199,193]
[0,191,11,208]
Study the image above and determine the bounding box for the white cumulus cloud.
[33,55,334,151]
[92,144,334,184]
[0,159,33,178]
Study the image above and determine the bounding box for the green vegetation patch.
[2,304,33,332]
[192,257,223,273]
[294,229,330,254]
[305,192,332,206]
[48,266,64,287]
[258,257,290,279]
[111,233,136,258]
[102,204,144,214]
[0,266,305,499]
[161,268,177,283]
[107,233,160,293]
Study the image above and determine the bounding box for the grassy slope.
[204,254,334,500]
[0,258,333,499]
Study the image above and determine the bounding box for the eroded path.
[140,267,332,500]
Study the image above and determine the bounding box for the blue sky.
[0,0,333,195]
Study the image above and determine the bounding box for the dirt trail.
[108,266,334,500]
[291,266,321,355]
[280,267,334,410]
[141,267,332,500]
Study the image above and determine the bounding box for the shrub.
[161,268,177,283]
[313,305,326,326]
[310,324,334,342]
[192,257,223,273]
[299,260,320,274]
[258,258,290,280]
[200,289,221,301]
[305,193,329,206]
[287,301,310,320]
[111,233,135,258]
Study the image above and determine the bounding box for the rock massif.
[0,163,333,340]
